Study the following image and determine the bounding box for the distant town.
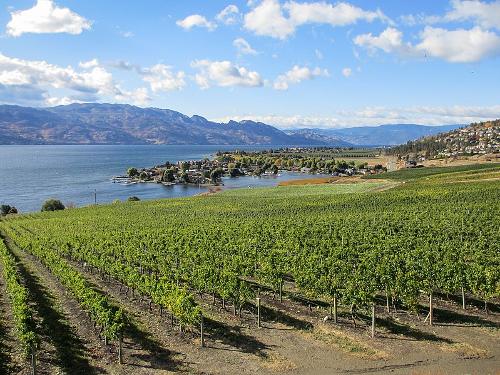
[118,147,388,186]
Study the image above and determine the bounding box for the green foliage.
[0,240,38,357]
[1,163,498,326]
[127,167,138,177]
[1,205,12,216]
[41,199,65,212]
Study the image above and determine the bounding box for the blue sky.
[0,0,499,128]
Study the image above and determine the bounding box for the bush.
[1,205,12,216]
[127,167,138,177]
[127,196,140,202]
[41,199,65,212]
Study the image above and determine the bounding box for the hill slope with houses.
[389,119,500,160]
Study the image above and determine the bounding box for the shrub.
[127,196,140,202]
[1,205,12,216]
[41,199,65,212]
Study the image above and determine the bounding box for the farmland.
[0,163,499,374]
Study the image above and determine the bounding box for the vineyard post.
[385,287,390,313]
[429,292,433,326]
[279,279,283,303]
[333,294,337,323]
[371,302,375,338]
[30,345,36,375]
[461,287,465,310]
[258,297,262,327]
[200,313,205,348]
[118,331,123,364]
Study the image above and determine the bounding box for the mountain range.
[0,103,462,146]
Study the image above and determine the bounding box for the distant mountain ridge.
[286,124,464,146]
[0,103,461,146]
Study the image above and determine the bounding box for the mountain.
[286,124,464,146]
[0,103,462,146]
[389,119,500,157]
[0,103,337,146]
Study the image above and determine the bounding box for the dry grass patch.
[259,351,297,372]
[440,342,489,359]
[304,325,387,360]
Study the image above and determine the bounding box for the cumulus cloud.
[353,27,409,54]
[401,0,500,30]
[342,67,352,77]
[141,64,186,92]
[176,14,216,31]
[191,60,263,89]
[0,53,151,106]
[416,26,500,62]
[444,0,500,29]
[213,105,500,129]
[273,65,329,90]
[233,38,258,55]
[244,0,296,39]
[354,26,500,62]
[216,5,240,25]
[6,0,91,37]
[244,0,389,39]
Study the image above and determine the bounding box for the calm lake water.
[0,145,320,213]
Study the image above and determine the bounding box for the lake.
[0,145,321,213]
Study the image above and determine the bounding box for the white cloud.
[354,26,500,63]
[0,53,151,106]
[6,0,91,37]
[416,26,500,63]
[115,87,151,106]
[176,14,216,31]
[342,67,352,77]
[213,104,500,129]
[444,0,500,29]
[45,96,77,106]
[284,1,390,27]
[353,27,409,54]
[233,38,258,55]
[244,0,389,39]
[141,64,186,92]
[315,49,323,59]
[273,65,329,90]
[244,0,295,39]
[191,60,263,89]
[216,5,240,25]
[78,59,99,69]
[402,0,500,30]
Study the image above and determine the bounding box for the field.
[0,163,499,375]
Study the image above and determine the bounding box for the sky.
[0,0,499,129]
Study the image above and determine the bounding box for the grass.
[363,162,500,181]
[220,181,393,198]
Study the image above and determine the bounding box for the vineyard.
[0,163,499,374]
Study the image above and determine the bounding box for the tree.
[41,199,65,212]
[163,169,176,182]
[127,167,138,177]
[210,168,224,184]
[1,205,12,216]
[127,196,140,202]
